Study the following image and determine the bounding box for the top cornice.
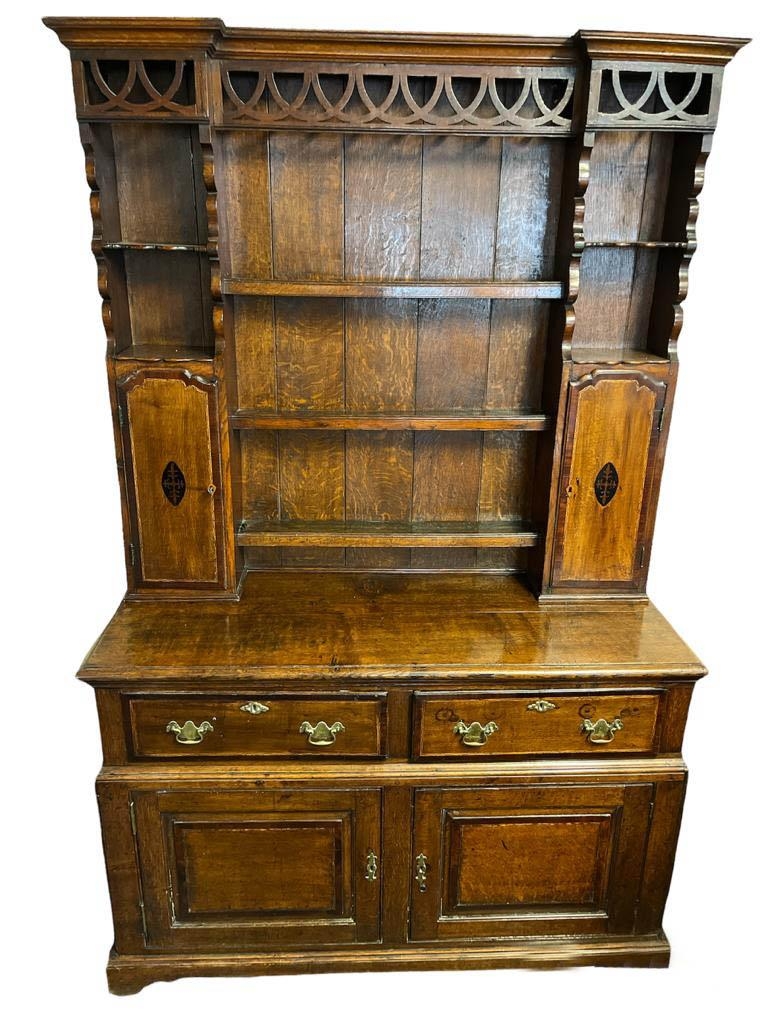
[44,18,748,67]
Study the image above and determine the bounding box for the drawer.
[412,690,663,759]
[124,692,387,759]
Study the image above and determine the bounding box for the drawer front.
[125,693,387,758]
[413,690,662,759]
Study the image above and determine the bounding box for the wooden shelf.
[581,241,689,249]
[237,520,540,548]
[571,348,669,365]
[231,410,552,431]
[222,279,563,300]
[103,242,207,253]
[114,344,214,363]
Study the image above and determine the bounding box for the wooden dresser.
[45,18,747,994]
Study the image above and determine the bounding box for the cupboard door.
[552,369,666,591]
[411,784,652,941]
[117,369,226,590]
[133,787,381,950]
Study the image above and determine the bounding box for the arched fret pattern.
[219,63,576,133]
[75,58,205,118]
[587,61,722,129]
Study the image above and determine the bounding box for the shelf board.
[114,344,214,363]
[222,278,563,300]
[231,410,552,431]
[237,520,540,549]
[581,241,688,249]
[103,242,207,253]
[571,348,669,365]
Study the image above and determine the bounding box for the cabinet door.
[133,787,381,950]
[410,784,652,941]
[117,369,226,591]
[551,369,666,591]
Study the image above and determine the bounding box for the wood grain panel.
[495,138,564,279]
[270,133,344,280]
[233,297,275,409]
[486,300,549,410]
[416,300,491,410]
[344,134,422,280]
[420,136,501,279]
[112,125,200,243]
[275,298,344,410]
[345,299,418,411]
[479,432,536,521]
[452,815,612,906]
[175,821,341,914]
[216,130,272,278]
[412,432,483,567]
[124,251,209,350]
[279,431,344,522]
[240,430,279,520]
[346,431,414,568]
[557,376,661,583]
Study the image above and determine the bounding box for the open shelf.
[231,410,551,431]
[114,343,214,363]
[237,520,540,548]
[581,241,689,249]
[223,279,563,300]
[570,348,669,365]
[103,242,207,253]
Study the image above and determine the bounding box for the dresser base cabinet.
[44,17,746,994]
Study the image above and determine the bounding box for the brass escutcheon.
[365,851,378,882]
[415,853,429,893]
[240,700,270,715]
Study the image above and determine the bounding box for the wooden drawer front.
[411,784,653,941]
[125,693,386,759]
[413,690,662,759]
[133,788,381,950]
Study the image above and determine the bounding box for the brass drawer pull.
[581,717,623,744]
[415,853,429,893]
[454,720,499,747]
[365,851,378,882]
[166,719,214,745]
[240,700,270,715]
[298,720,345,746]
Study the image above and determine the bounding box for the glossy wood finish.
[413,690,663,759]
[125,691,387,759]
[45,18,746,994]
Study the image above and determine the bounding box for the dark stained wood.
[45,17,746,993]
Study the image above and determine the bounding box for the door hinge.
[129,799,137,837]
[117,404,124,429]
[138,899,148,942]
[128,542,135,566]
[657,406,665,433]
[638,544,646,569]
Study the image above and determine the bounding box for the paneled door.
[116,369,227,591]
[410,784,652,941]
[132,787,382,950]
[551,369,667,592]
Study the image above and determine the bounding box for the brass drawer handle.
[298,720,345,746]
[415,853,429,893]
[581,717,623,744]
[365,851,378,882]
[454,720,499,747]
[240,700,270,715]
[166,720,214,745]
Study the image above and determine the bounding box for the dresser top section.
[78,573,704,684]
[44,19,747,66]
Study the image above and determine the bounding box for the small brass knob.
[454,720,499,747]
[166,720,214,745]
[298,720,345,746]
[581,717,623,744]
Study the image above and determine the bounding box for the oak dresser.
[45,18,747,994]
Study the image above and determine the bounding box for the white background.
[3,1,765,1020]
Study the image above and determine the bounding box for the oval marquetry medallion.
[161,461,186,506]
[594,462,619,507]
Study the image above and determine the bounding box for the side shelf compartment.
[128,786,382,950]
[549,368,667,594]
[116,369,230,595]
